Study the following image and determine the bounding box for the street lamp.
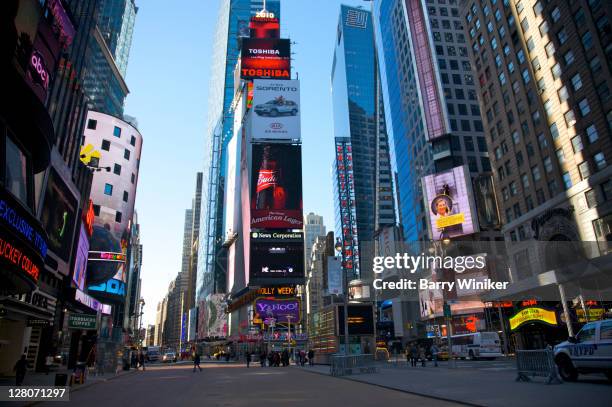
[335,238,350,355]
[137,298,145,349]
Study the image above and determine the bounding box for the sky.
[124,0,366,326]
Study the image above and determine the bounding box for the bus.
[440,332,503,360]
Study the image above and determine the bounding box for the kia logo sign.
[270,122,283,130]
[29,50,49,90]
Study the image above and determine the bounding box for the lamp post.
[137,298,145,349]
[335,238,350,355]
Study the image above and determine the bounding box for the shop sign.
[509,307,558,331]
[68,313,97,330]
[27,319,50,327]
[576,308,605,323]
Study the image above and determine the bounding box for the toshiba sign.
[241,38,290,79]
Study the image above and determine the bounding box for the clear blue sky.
[124,0,366,326]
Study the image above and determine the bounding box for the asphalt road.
[38,363,462,407]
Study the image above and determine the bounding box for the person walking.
[138,351,146,371]
[431,343,439,367]
[418,345,426,367]
[246,352,252,368]
[307,349,314,366]
[193,352,202,372]
[259,351,267,367]
[410,343,418,367]
[13,355,27,386]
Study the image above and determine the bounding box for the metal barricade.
[330,354,378,376]
[515,349,562,384]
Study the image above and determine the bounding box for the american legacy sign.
[251,79,300,140]
[240,38,290,79]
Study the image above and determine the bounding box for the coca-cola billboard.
[250,144,303,229]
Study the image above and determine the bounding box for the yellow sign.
[79,144,101,165]
[436,213,465,229]
[576,308,604,323]
[510,307,558,331]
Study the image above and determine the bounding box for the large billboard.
[250,144,303,229]
[40,169,78,265]
[206,294,228,338]
[327,256,343,295]
[249,231,304,285]
[249,16,280,39]
[252,79,300,140]
[422,165,478,240]
[240,38,290,80]
[72,225,89,291]
[197,300,207,340]
[254,298,300,325]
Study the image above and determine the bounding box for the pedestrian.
[193,352,202,372]
[431,343,439,367]
[273,352,280,367]
[410,343,418,367]
[418,345,426,367]
[13,355,27,386]
[307,349,314,366]
[299,350,306,366]
[246,352,252,368]
[138,351,145,371]
[131,351,137,369]
[260,351,267,367]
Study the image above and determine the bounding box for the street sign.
[68,313,97,330]
[443,303,452,318]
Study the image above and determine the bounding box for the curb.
[294,366,485,407]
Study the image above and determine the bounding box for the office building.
[331,5,395,283]
[305,212,326,270]
[96,0,138,78]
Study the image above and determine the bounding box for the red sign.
[83,199,94,236]
[241,38,290,80]
[249,16,280,38]
[0,235,40,281]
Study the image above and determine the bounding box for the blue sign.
[88,278,125,296]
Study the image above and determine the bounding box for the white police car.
[554,319,612,381]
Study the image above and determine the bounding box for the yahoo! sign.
[254,298,300,324]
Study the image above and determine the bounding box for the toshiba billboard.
[241,38,290,80]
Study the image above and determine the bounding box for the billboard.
[249,231,305,285]
[473,175,501,230]
[40,169,78,264]
[240,38,290,79]
[422,165,478,240]
[250,144,303,229]
[252,79,300,140]
[254,298,300,325]
[337,305,375,335]
[249,16,280,38]
[188,308,197,342]
[72,225,89,291]
[206,294,228,338]
[327,256,343,295]
[197,300,207,340]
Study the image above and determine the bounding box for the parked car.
[162,352,177,363]
[254,99,298,117]
[554,319,612,382]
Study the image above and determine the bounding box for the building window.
[102,140,111,151]
[517,151,524,167]
[564,110,576,127]
[551,7,561,23]
[571,135,584,153]
[502,187,510,201]
[544,156,553,173]
[585,189,597,208]
[93,204,101,216]
[579,161,591,179]
[586,125,599,143]
[131,173,136,184]
[510,181,518,196]
[578,98,591,116]
[537,133,548,150]
[562,172,572,190]
[536,188,546,204]
[545,41,555,58]
[594,152,607,171]
[113,163,121,175]
[123,191,129,202]
[115,211,122,223]
[551,63,561,79]
[549,179,559,196]
[557,29,568,45]
[563,50,575,66]
[464,136,475,151]
[113,126,121,137]
[521,68,530,84]
[539,21,549,36]
[556,148,565,164]
[521,173,530,188]
[87,119,97,130]
[571,74,583,91]
[513,203,522,219]
[602,180,612,201]
[550,122,559,140]
[5,134,30,206]
[590,56,602,73]
[558,86,569,103]
[130,135,136,146]
[104,183,113,196]
[531,165,541,181]
[582,31,593,51]
[124,149,130,160]
[521,17,529,32]
[511,131,520,145]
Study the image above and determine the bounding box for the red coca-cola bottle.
[256,146,286,209]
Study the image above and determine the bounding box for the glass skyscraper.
[96,0,138,78]
[197,0,281,301]
[332,5,395,282]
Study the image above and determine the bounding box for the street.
[35,363,459,407]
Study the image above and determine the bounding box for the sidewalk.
[297,362,611,407]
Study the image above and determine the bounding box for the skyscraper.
[332,5,395,282]
[181,209,194,275]
[373,0,493,242]
[96,0,138,77]
[197,0,281,301]
[305,212,326,270]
